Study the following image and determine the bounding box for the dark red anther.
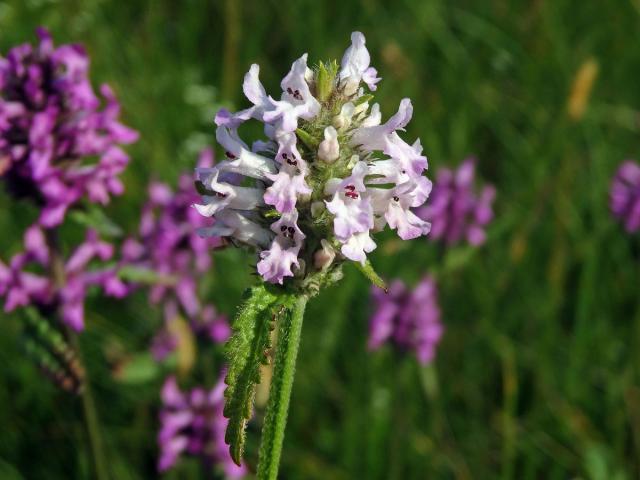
[286,159,297,166]
[393,196,400,202]
[345,191,359,199]
[345,184,356,191]
[225,151,237,159]
[280,225,288,233]
[216,191,228,198]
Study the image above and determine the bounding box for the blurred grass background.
[1,0,640,478]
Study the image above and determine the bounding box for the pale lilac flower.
[610,160,640,233]
[325,162,374,251]
[350,98,413,152]
[195,31,431,284]
[263,54,321,133]
[0,28,138,227]
[339,32,380,95]
[257,211,305,284]
[158,375,247,478]
[368,276,443,365]
[362,67,381,91]
[417,158,496,246]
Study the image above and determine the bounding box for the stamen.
[393,196,399,202]
[225,151,237,159]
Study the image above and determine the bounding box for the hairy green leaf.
[295,128,319,150]
[316,61,334,102]
[353,93,374,106]
[354,259,388,292]
[223,285,291,465]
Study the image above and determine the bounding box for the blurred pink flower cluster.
[158,375,247,478]
[0,28,137,330]
[0,27,138,227]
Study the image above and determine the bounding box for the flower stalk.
[257,295,308,480]
[45,229,110,480]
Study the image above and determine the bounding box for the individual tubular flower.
[610,160,640,233]
[120,149,230,358]
[0,28,138,227]
[158,375,247,478]
[368,276,443,365]
[195,31,432,287]
[0,225,124,331]
[417,157,496,246]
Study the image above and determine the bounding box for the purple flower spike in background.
[368,276,443,365]
[158,375,247,478]
[120,148,228,358]
[0,226,125,331]
[418,157,495,246]
[0,28,138,227]
[610,160,640,233]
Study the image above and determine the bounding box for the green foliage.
[69,206,123,238]
[112,352,161,385]
[116,265,175,285]
[223,285,292,465]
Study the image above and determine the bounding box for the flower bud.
[294,259,306,278]
[314,240,335,270]
[332,102,355,130]
[305,66,314,84]
[342,77,360,96]
[318,126,339,163]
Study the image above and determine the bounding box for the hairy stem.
[257,295,308,480]
[44,229,110,480]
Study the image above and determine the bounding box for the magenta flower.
[417,157,495,246]
[610,160,640,233]
[119,149,229,358]
[158,375,247,478]
[0,28,138,227]
[0,226,124,331]
[368,276,443,365]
